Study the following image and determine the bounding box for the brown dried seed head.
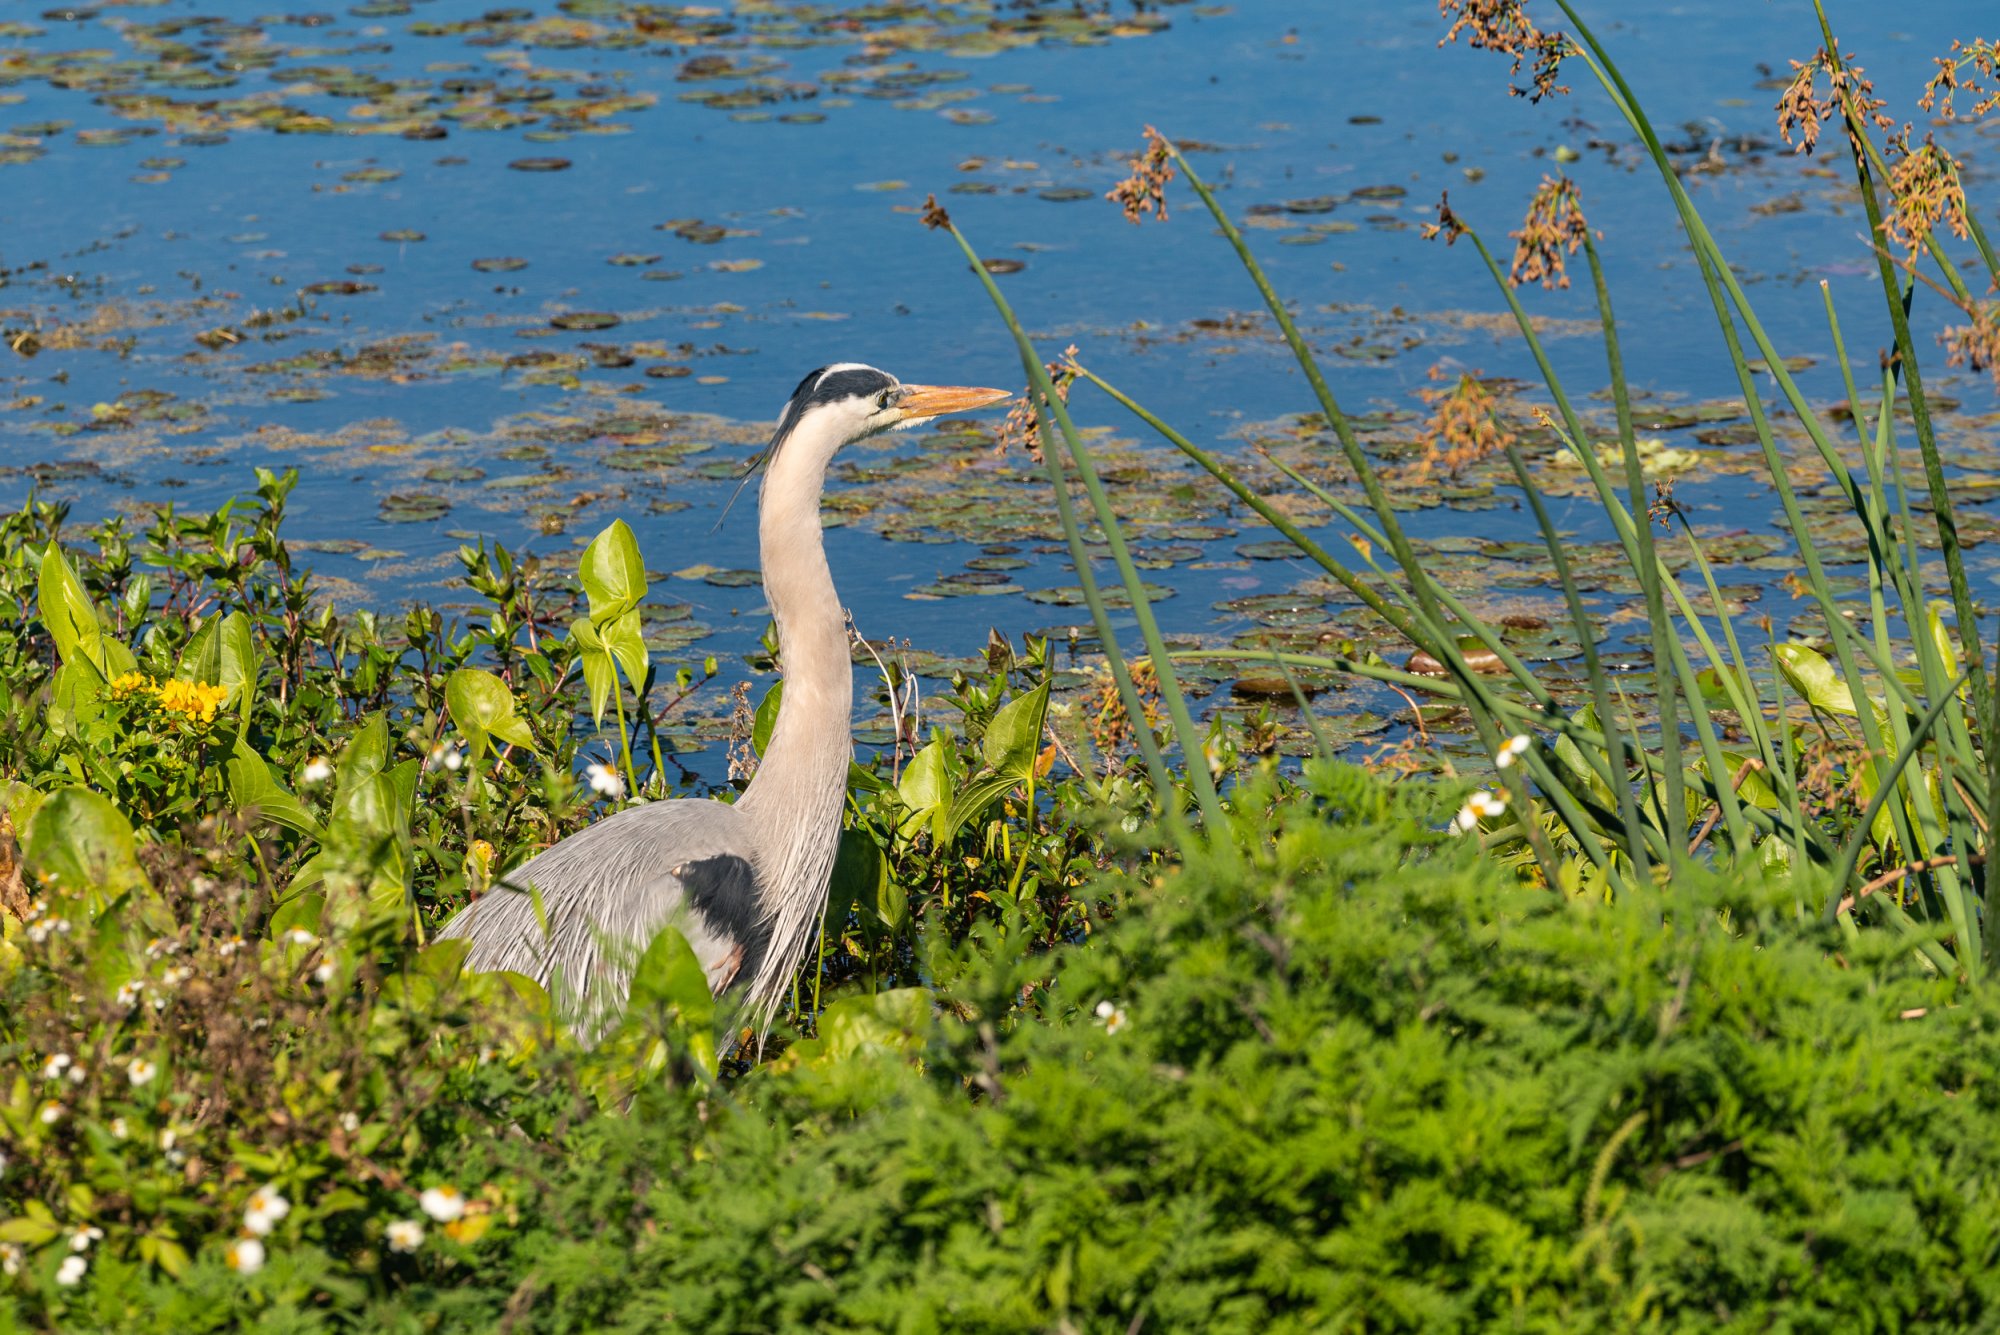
[920,193,951,231]
[1507,175,1589,290]
[1775,43,1895,157]
[1941,301,2000,395]
[1410,364,1515,480]
[1436,0,1570,101]
[1884,135,1970,263]
[1420,192,1467,245]
[1106,126,1175,225]
[994,346,1081,464]
[1921,39,2000,120]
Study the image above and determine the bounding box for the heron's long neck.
[735,436,851,963]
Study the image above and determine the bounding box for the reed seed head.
[1436,0,1569,101]
[1106,126,1175,225]
[1508,176,1589,290]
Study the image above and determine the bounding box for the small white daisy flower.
[243,1187,290,1237]
[115,979,144,1008]
[128,1059,157,1087]
[54,1254,87,1287]
[40,1053,71,1081]
[301,757,333,786]
[0,1242,21,1276]
[1093,1000,1129,1034]
[418,1185,465,1223]
[25,921,51,945]
[161,965,193,987]
[38,1100,63,1126]
[66,1225,102,1253]
[284,928,317,948]
[584,762,624,799]
[338,1111,360,1133]
[1452,789,1509,834]
[218,935,246,958]
[1495,734,1531,769]
[109,1117,129,1140]
[224,1238,264,1275]
[385,1219,425,1253]
[66,1063,87,1085]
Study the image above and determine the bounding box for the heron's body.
[439,364,1008,1036]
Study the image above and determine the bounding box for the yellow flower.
[153,679,230,724]
[106,671,152,701]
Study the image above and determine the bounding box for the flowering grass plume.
[1942,300,2000,395]
[1436,0,1569,101]
[1106,126,1175,225]
[1412,365,1516,480]
[1508,175,1590,289]
[994,345,1079,464]
[1775,43,1894,158]
[1882,135,1971,264]
[1920,39,2000,122]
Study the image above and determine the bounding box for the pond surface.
[1,0,1996,770]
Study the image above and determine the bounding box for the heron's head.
[768,363,1011,464]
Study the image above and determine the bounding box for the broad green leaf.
[789,988,930,1069]
[945,773,1022,843]
[568,618,615,726]
[445,667,536,762]
[335,713,390,796]
[38,544,108,679]
[417,937,472,981]
[181,612,221,686]
[1772,643,1862,716]
[627,924,716,1077]
[218,612,258,715]
[581,519,647,622]
[752,679,783,756]
[981,680,1051,780]
[226,736,321,839]
[895,736,954,841]
[23,788,146,895]
[601,608,650,693]
[0,1217,59,1246]
[269,891,325,939]
[826,829,901,936]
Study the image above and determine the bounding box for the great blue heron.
[440,364,1011,1038]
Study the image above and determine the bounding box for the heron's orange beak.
[895,384,1012,421]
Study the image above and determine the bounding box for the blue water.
[1,0,1995,752]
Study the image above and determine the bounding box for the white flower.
[1495,734,1531,769]
[284,928,317,948]
[144,937,177,960]
[418,1186,465,1223]
[1452,789,1509,834]
[66,1063,87,1085]
[584,763,624,799]
[427,742,463,772]
[54,1254,86,1287]
[25,921,51,945]
[314,958,338,984]
[189,875,216,899]
[243,1187,290,1237]
[109,1117,128,1140]
[66,1225,102,1253]
[0,1242,21,1276]
[115,979,144,1008]
[161,965,193,987]
[54,918,70,935]
[338,1112,360,1133]
[40,1053,71,1081]
[224,1237,264,1275]
[159,1129,177,1151]
[385,1219,425,1253]
[218,935,246,958]
[301,757,333,786]
[1093,1000,1129,1034]
[443,747,463,772]
[38,1101,63,1126]
[128,1059,157,1087]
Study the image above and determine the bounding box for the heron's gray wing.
[438,798,765,1027]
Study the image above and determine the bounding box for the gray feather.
[439,799,764,1030]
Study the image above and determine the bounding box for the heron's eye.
[876,391,893,411]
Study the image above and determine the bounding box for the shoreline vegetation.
[8,2,2000,1328]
